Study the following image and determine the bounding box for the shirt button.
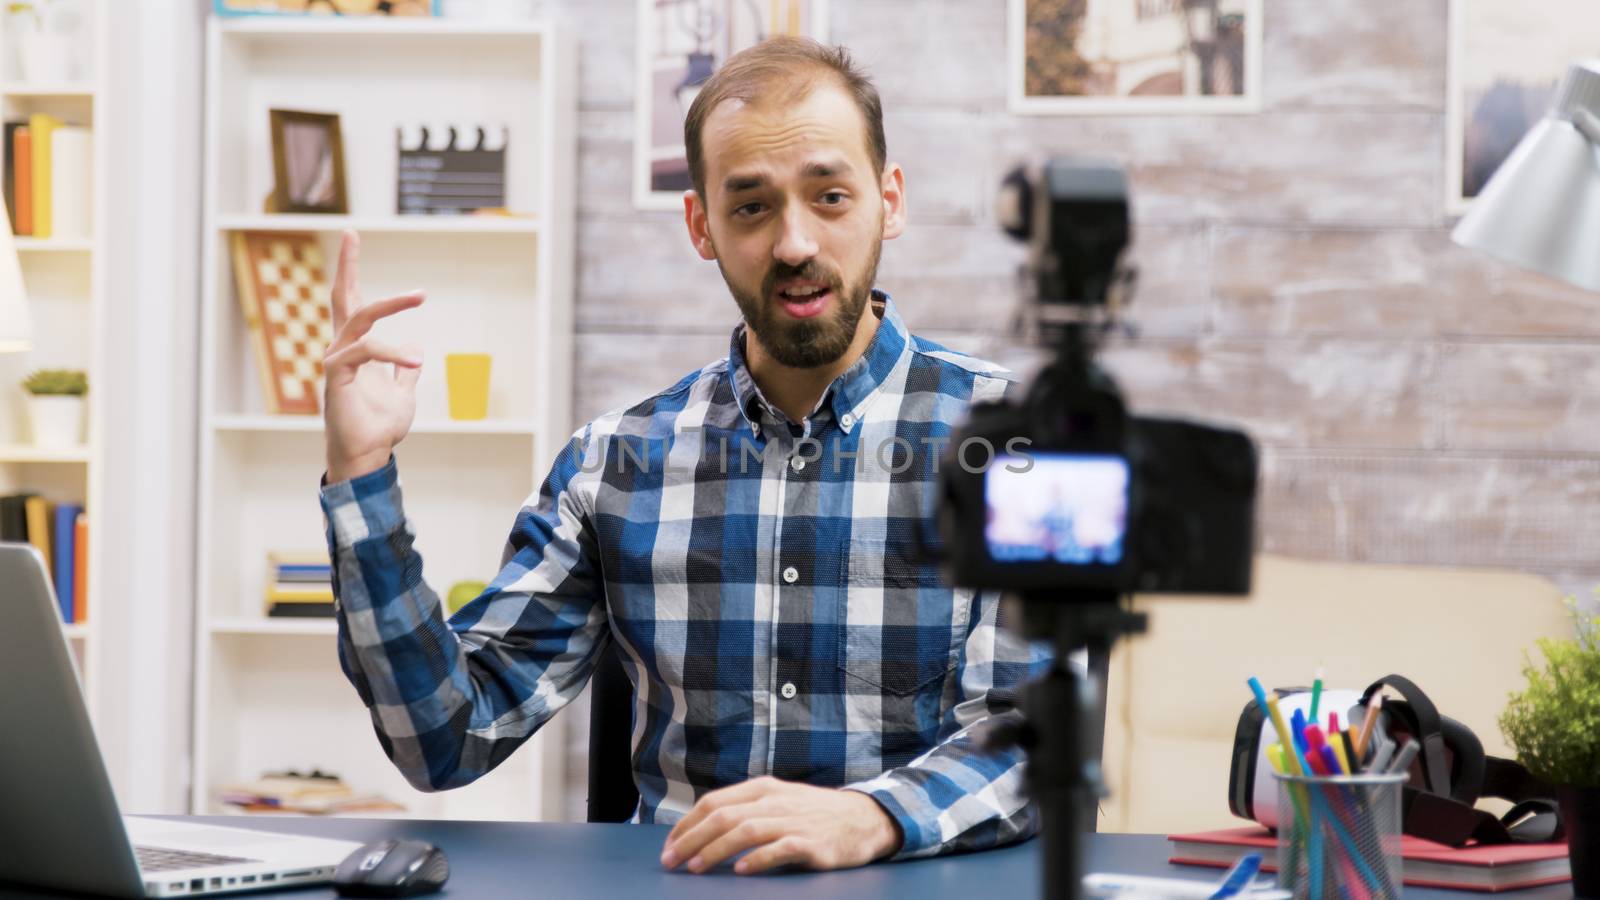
[840,413,855,429]
[790,456,806,472]
[780,682,797,700]
[782,566,799,584]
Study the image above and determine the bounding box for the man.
[318,37,1047,876]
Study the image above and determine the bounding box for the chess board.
[230,231,333,415]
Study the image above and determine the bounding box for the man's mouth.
[774,281,833,319]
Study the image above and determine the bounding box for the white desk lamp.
[1452,60,1600,291]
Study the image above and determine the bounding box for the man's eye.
[820,192,847,206]
[734,202,765,217]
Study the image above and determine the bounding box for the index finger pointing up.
[332,229,361,331]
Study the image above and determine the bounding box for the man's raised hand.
[323,231,426,483]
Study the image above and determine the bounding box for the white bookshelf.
[0,2,108,708]
[193,14,576,823]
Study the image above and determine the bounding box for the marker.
[1338,730,1360,776]
[1367,737,1396,775]
[1310,668,1324,722]
[1250,678,1304,776]
[1386,739,1421,776]
[1356,694,1383,757]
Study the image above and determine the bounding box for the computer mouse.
[333,839,450,897]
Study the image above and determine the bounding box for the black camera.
[936,159,1258,596]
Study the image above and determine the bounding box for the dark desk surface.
[0,817,1576,899]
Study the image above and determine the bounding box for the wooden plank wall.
[534,0,1598,815]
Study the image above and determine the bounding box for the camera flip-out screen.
[984,453,1129,566]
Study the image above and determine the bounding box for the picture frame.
[1444,0,1600,214]
[213,0,440,16]
[633,0,830,211]
[269,109,348,215]
[1007,0,1263,116]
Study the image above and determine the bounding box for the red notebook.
[1169,826,1570,893]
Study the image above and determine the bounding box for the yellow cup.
[445,353,492,420]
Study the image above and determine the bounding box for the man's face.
[686,81,905,369]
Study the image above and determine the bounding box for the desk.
[0,818,1575,899]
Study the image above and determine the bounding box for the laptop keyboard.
[135,845,260,873]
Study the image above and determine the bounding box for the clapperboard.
[396,124,508,215]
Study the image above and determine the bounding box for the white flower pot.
[26,395,83,448]
[17,32,75,84]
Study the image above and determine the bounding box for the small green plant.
[1500,595,1600,788]
[21,369,87,396]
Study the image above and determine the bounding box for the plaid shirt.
[320,295,1049,859]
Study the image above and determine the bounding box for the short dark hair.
[683,36,886,199]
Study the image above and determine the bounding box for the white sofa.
[1097,554,1574,835]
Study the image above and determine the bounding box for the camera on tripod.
[937,158,1258,598]
[933,158,1261,900]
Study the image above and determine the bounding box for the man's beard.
[722,237,882,369]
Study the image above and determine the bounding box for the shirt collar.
[728,289,911,436]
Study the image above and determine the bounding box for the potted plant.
[21,368,87,447]
[1500,598,1600,897]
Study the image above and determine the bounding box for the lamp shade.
[1452,60,1600,292]
[0,214,29,352]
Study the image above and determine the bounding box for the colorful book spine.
[49,126,91,240]
[13,126,31,236]
[74,512,88,624]
[28,113,62,238]
[52,504,81,623]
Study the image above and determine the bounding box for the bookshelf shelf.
[194,14,575,824]
[0,82,96,98]
[211,618,337,637]
[210,414,538,436]
[216,214,539,235]
[14,237,94,253]
[0,444,91,463]
[218,17,548,39]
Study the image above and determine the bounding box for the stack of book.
[265,552,333,618]
[218,771,404,816]
[1,493,87,623]
[1169,826,1571,893]
[4,115,92,239]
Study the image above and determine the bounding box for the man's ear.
[880,163,906,241]
[684,189,718,261]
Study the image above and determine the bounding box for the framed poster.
[1008,0,1262,115]
[634,0,830,210]
[1445,0,1600,213]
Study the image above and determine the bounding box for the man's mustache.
[762,261,843,298]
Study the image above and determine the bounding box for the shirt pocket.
[837,537,970,696]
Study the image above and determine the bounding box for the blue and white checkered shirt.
[320,295,1049,859]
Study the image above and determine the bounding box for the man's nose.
[773,208,819,267]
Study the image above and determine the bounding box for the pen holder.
[1272,772,1404,900]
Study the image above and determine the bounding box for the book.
[13,126,31,235]
[73,512,88,623]
[52,503,82,623]
[3,121,19,233]
[217,773,402,816]
[267,602,335,618]
[28,113,62,238]
[0,493,31,542]
[1168,826,1571,893]
[48,126,90,240]
[267,587,335,601]
[23,495,52,570]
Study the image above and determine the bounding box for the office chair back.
[586,641,640,823]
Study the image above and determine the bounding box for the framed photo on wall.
[633,0,830,211]
[269,109,348,215]
[1008,0,1262,115]
[1445,0,1600,213]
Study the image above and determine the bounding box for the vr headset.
[1228,674,1563,846]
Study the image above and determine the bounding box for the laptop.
[0,543,364,897]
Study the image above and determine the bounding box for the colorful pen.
[1310,668,1324,722]
[1355,694,1383,757]
[1386,739,1421,776]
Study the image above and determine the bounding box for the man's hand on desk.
[660,776,902,875]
